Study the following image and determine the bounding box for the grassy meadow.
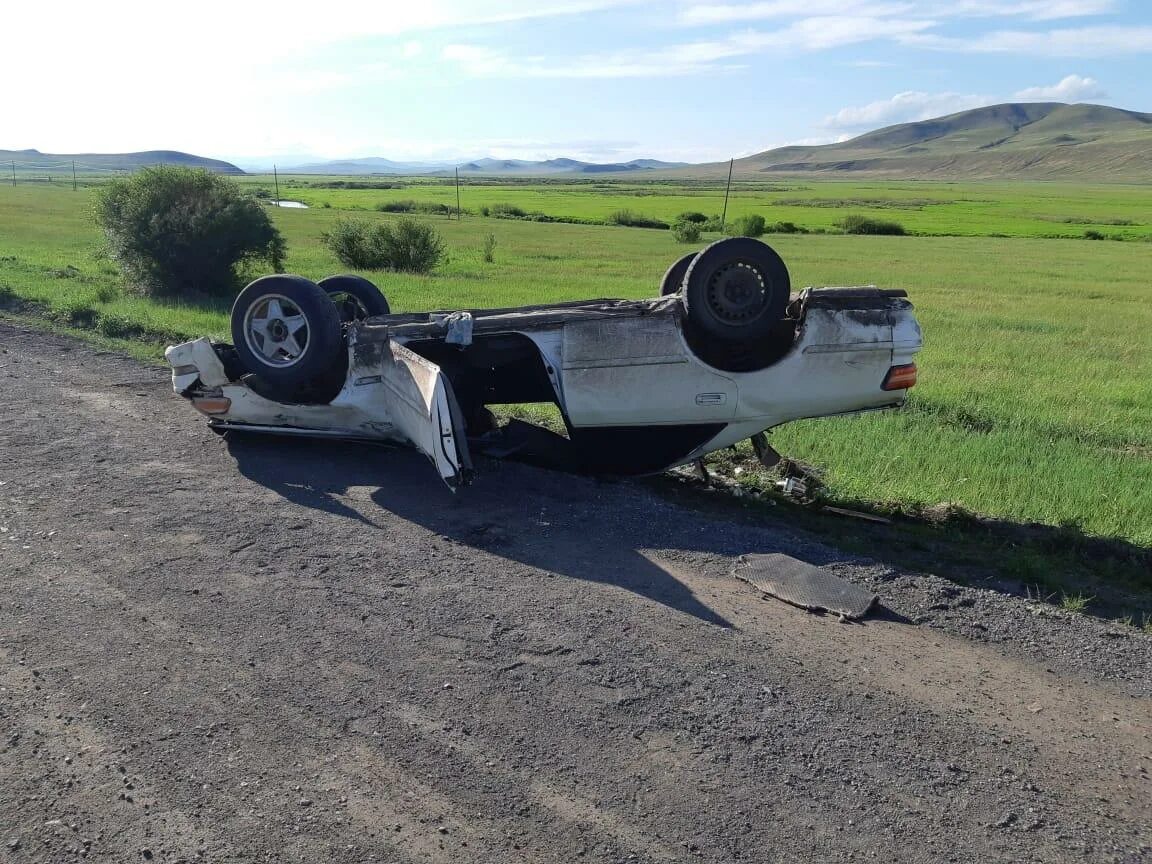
[1,179,1150,562]
[259,175,1152,240]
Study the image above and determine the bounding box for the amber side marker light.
[882,363,918,391]
[191,396,232,415]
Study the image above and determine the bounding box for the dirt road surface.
[1,321,1149,863]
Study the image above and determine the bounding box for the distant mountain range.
[279,156,689,175]
[702,102,1152,181]
[8,102,1151,181]
[1,148,242,174]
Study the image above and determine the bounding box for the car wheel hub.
[243,294,310,367]
[706,262,767,324]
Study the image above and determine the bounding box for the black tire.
[230,274,345,402]
[681,238,790,344]
[318,274,390,323]
[659,251,698,296]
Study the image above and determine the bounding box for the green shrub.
[768,221,805,234]
[94,166,284,297]
[482,233,497,263]
[481,203,597,226]
[321,219,384,269]
[94,284,120,303]
[838,214,906,235]
[489,202,527,218]
[671,220,702,243]
[387,218,447,272]
[730,213,767,238]
[702,215,725,232]
[313,180,400,190]
[376,199,452,215]
[1084,229,1106,240]
[677,211,708,224]
[607,209,669,229]
[321,217,445,273]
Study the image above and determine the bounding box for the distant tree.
[94,166,284,297]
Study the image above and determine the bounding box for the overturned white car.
[166,238,921,488]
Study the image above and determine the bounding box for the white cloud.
[679,0,1113,25]
[442,16,936,78]
[903,25,1152,56]
[929,0,1116,20]
[439,43,723,77]
[1014,74,1106,100]
[822,90,994,130]
[677,1,914,26]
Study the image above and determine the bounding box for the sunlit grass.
[2,182,1150,546]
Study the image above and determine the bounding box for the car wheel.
[659,251,698,296]
[230,274,345,402]
[681,237,790,344]
[317,274,390,323]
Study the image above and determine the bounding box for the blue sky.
[5,0,1151,165]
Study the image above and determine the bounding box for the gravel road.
[1,320,1149,863]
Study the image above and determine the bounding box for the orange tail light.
[882,363,917,391]
[191,396,232,415]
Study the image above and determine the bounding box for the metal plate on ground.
[733,553,878,620]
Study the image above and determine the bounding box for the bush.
[94,166,285,297]
[607,209,669,230]
[671,220,702,243]
[837,214,906,235]
[768,221,805,234]
[730,213,767,238]
[482,233,497,263]
[321,217,445,273]
[375,199,452,215]
[677,211,708,224]
[489,202,527,218]
[702,215,725,232]
[1084,229,1106,240]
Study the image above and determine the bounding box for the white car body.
[166,287,921,489]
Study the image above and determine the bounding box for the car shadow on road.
[225,434,736,627]
[226,433,387,528]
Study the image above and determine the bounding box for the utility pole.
[72,161,77,191]
[273,165,280,205]
[720,158,734,233]
[455,167,461,220]
[10,161,15,187]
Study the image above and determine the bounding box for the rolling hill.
[714,102,1152,181]
[1,149,243,175]
[282,156,688,175]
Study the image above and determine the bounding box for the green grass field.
[2,180,1150,557]
[255,175,1152,240]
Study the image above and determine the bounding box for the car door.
[357,327,472,489]
[559,313,737,428]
